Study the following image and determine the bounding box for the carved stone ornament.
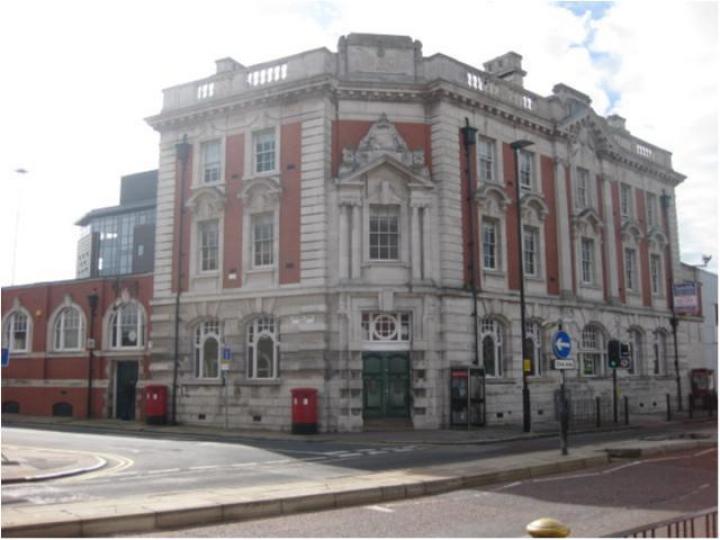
[571,207,603,235]
[186,186,226,220]
[338,113,429,179]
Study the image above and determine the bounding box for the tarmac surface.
[1,413,717,537]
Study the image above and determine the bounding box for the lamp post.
[86,291,99,419]
[660,190,682,411]
[511,139,534,433]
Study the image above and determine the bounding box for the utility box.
[291,388,318,434]
[145,384,167,425]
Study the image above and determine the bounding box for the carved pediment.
[621,219,643,243]
[571,207,604,235]
[238,177,281,211]
[647,227,669,249]
[520,192,549,221]
[336,154,434,192]
[475,183,511,213]
[563,113,615,158]
[338,114,430,179]
[186,186,226,219]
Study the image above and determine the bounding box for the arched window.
[580,324,606,377]
[627,328,644,375]
[525,320,543,376]
[247,316,279,379]
[2,310,30,353]
[480,317,504,377]
[109,302,145,349]
[653,329,669,375]
[54,307,84,351]
[194,320,221,379]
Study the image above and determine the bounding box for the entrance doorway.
[362,352,410,419]
[116,361,138,420]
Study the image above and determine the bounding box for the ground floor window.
[194,320,221,379]
[580,325,605,376]
[247,316,279,379]
[480,317,504,377]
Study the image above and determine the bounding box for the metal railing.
[606,508,717,538]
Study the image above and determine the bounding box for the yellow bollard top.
[526,517,571,538]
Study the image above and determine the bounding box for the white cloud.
[0,0,715,287]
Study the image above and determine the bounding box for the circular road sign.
[552,331,572,359]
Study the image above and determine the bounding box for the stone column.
[351,203,362,279]
[338,204,349,279]
[411,205,421,281]
[554,158,573,298]
[602,177,620,303]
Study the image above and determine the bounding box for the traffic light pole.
[613,367,618,424]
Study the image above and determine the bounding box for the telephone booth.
[690,369,716,410]
[450,367,485,428]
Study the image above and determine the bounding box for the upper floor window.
[252,212,274,268]
[580,325,605,377]
[523,226,540,277]
[625,248,637,291]
[477,137,497,183]
[581,237,595,285]
[620,184,633,218]
[247,316,279,379]
[199,220,219,272]
[646,192,658,227]
[53,307,84,351]
[518,150,535,192]
[194,320,220,379]
[575,168,590,209]
[254,130,276,174]
[109,302,145,349]
[480,317,505,377]
[201,140,221,184]
[369,205,400,261]
[650,254,662,295]
[482,218,499,270]
[2,310,30,353]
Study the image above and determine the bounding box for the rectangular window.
[576,168,590,209]
[201,140,221,184]
[650,254,662,295]
[369,205,400,261]
[519,150,534,191]
[253,213,274,267]
[625,247,637,291]
[482,219,498,270]
[477,137,496,183]
[523,226,539,276]
[581,238,594,284]
[620,184,632,218]
[199,220,219,272]
[646,192,658,227]
[254,130,276,173]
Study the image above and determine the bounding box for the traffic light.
[608,339,621,369]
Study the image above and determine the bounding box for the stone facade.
[145,33,693,432]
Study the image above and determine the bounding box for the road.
[1,422,713,510]
[135,447,717,537]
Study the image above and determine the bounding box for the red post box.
[145,384,167,425]
[291,388,318,434]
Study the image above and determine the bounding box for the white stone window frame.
[186,188,225,284]
[572,210,603,291]
[650,253,663,297]
[524,319,544,377]
[198,219,220,274]
[246,315,280,380]
[194,319,222,380]
[476,135,498,184]
[519,193,548,282]
[2,306,32,354]
[479,316,506,378]
[579,324,606,378]
[50,299,86,352]
[575,167,592,211]
[624,246,638,293]
[475,184,511,279]
[361,312,411,348]
[250,127,280,177]
[647,230,668,300]
[106,300,146,351]
[198,138,224,186]
[522,224,541,278]
[652,328,669,375]
[363,180,410,267]
[240,177,281,283]
[620,183,634,219]
[368,204,401,262]
[620,221,643,297]
[580,237,596,285]
[481,217,501,271]
[627,326,644,376]
[518,149,538,194]
[646,192,659,228]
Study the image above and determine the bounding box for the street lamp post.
[511,139,534,433]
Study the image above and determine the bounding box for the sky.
[0,0,717,288]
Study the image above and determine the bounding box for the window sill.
[483,269,506,277]
[525,275,545,283]
[183,378,224,387]
[363,261,408,268]
[47,351,87,357]
[241,379,282,386]
[485,377,515,384]
[579,282,602,290]
[246,267,275,275]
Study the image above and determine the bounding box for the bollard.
[666,393,672,421]
[526,517,570,538]
[595,396,601,427]
[624,396,629,425]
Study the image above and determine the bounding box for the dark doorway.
[362,352,410,420]
[116,361,138,420]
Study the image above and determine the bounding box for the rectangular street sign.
[554,358,575,370]
[1,348,9,368]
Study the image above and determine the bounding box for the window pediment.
[475,183,511,214]
[239,176,282,211]
[572,207,603,235]
[338,154,433,190]
[621,219,643,243]
[338,114,430,180]
[520,192,549,221]
[647,227,668,249]
[186,186,226,219]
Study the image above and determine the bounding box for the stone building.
[145,33,691,432]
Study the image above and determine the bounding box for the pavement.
[1,413,717,537]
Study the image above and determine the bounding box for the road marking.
[366,505,394,513]
[694,447,716,457]
[188,465,217,471]
[231,462,257,468]
[146,468,181,475]
[264,459,291,465]
[300,457,328,462]
[499,481,522,490]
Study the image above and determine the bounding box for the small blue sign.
[552,331,572,359]
[222,346,231,361]
[1,348,9,368]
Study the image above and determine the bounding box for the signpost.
[552,329,572,455]
[222,345,231,429]
[1,348,9,368]
[673,281,700,316]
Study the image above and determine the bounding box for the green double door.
[362,352,410,419]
